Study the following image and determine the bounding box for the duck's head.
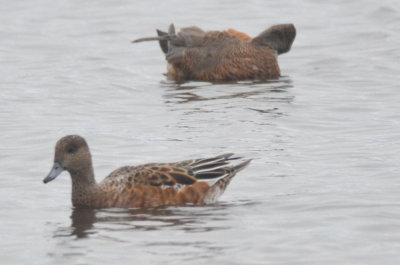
[43,135,92,184]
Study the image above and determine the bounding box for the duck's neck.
[69,164,100,206]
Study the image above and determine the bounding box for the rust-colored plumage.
[133,23,296,81]
[43,135,251,208]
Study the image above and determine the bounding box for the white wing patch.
[161,183,185,191]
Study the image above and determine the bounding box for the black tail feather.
[252,24,296,55]
[156,29,169,54]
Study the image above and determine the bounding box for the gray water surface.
[1,0,400,264]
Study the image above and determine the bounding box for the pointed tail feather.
[131,34,173,43]
[191,153,234,170]
[203,159,251,204]
[132,24,176,55]
[192,153,244,178]
[131,33,173,54]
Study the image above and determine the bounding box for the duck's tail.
[252,24,296,55]
[132,24,176,54]
[203,159,251,204]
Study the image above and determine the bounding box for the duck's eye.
[67,147,76,153]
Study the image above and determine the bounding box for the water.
[1,0,400,264]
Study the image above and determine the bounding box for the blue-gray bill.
[43,162,64,184]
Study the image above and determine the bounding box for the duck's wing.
[135,153,243,187]
[131,163,197,186]
[103,153,247,189]
[175,26,205,46]
[102,163,195,189]
[173,153,240,180]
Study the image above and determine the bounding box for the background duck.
[133,23,296,81]
[43,135,251,208]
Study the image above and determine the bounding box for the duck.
[43,135,251,208]
[132,23,296,82]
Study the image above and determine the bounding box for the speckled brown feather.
[44,136,251,209]
[133,23,296,82]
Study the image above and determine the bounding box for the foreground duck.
[43,135,251,208]
[133,23,296,81]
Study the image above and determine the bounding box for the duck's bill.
[43,162,64,184]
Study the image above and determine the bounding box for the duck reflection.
[68,204,232,239]
[161,77,294,106]
[70,207,96,238]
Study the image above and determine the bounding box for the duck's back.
[91,154,250,208]
[165,29,280,81]
[133,24,295,81]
